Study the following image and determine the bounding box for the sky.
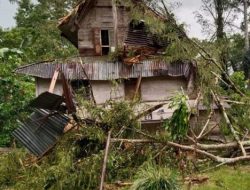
[0,0,239,40]
[0,0,17,29]
[169,0,204,39]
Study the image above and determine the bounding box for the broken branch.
[212,91,247,156]
[197,110,214,139]
[99,130,112,190]
[110,138,250,164]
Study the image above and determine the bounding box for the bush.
[130,162,180,190]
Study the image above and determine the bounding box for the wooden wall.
[91,80,125,104]
[140,77,187,102]
[78,0,130,56]
[36,78,63,96]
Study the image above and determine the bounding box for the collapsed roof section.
[58,0,97,47]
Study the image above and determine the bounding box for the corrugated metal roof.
[125,25,154,47]
[12,109,69,157]
[29,92,64,111]
[124,23,168,48]
[15,58,195,81]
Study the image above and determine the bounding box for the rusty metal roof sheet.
[12,109,69,157]
[125,26,154,47]
[15,58,195,81]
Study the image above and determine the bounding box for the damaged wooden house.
[14,0,226,156]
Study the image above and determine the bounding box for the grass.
[191,165,250,190]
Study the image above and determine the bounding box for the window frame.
[100,29,110,55]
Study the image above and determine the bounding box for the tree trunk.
[214,0,224,39]
[214,0,228,75]
[244,0,249,51]
[243,0,250,88]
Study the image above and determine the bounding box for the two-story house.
[16,0,221,130]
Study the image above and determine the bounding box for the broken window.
[101,30,110,55]
[71,80,91,100]
[124,78,141,100]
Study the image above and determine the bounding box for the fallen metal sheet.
[12,109,69,157]
[29,92,64,111]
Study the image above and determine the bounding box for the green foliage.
[230,71,247,92]
[164,93,189,141]
[80,98,140,137]
[130,162,180,190]
[108,47,124,62]
[0,48,34,146]
[0,130,163,190]
[1,0,78,62]
[228,98,250,131]
[102,101,139,131]
[228,34,245,71]
[0,149,27,187]
[225,72,250,131]
[191,166,250,190]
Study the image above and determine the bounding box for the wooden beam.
[48,69,60,93]
[135,103,166,120]
[133,75,142,101]
[112,0,118,48]
[0,148,13,153]
[61,72,76,113]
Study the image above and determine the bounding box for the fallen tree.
[111,138,250,164]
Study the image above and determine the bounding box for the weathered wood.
[93,28,102,56]
[48,69,60,93]
[133,75,142,101]
[112,0,118,48]
[0,148,13,153]
[79,58,96,105]
[99,130,112,190]
[135,103,166,120]
[61,72,76,113]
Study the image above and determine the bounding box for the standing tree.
[195,0,244,76]
[4,0,79,62]
[243,0,249,51]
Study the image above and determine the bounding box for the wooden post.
[48,69,60,93]
[79,58,96,105]
[61,72,76,113]
[99,130,112,190]
[112,0,118,49]
[133,75,142,101]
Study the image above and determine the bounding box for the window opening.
[101,30,110,55]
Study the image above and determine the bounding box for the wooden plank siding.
[78,0,130,56]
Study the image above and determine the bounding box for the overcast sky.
[0,0,218,39]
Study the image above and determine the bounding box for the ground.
[191,165,250,190]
